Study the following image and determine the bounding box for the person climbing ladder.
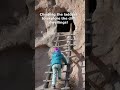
[50,47,68,89]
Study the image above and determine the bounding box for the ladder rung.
[43,79,69,82]
[61,50,72,53]
[56,34,75,37]
[61,87,70,90]
[85,43,92,46]
[47,64,66,67]
[53,44,75,48]
[45,71,70,74]
[43,80,52,82]
[53,39,75,42]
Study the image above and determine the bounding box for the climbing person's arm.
[50,55,53,66]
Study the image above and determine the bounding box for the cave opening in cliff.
[57,12,75,32]
[89,0,97,14]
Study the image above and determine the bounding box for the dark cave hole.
[0,44,34,90]
[57,12,75,32]
[89,0,97,14]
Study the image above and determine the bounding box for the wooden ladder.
[42,24,75,90]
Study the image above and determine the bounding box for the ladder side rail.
[64,24,73,89]
[44,33,60,88]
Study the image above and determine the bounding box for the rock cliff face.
[92,0,120,73]
[0,0,34,50]
[0,0,34,90]
[35,0,85,90]
[86,0,120,90]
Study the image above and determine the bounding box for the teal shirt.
[50,51,67,66]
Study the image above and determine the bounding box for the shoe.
[52,85,56,89]
[58,77,61,80]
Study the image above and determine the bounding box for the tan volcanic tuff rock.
[35,0,85,90]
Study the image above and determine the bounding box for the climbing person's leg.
[57,64,62,80]
[52,64,57,87]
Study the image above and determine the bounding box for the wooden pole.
[64,23,73,89]
[44,33,60,88]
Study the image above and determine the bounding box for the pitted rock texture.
[92,0,120,76]
[86,0,120,90]
[0,1,34,90]
[35,0,85,90]
[0,0,34,50]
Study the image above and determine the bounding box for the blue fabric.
[50,51,67,66]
